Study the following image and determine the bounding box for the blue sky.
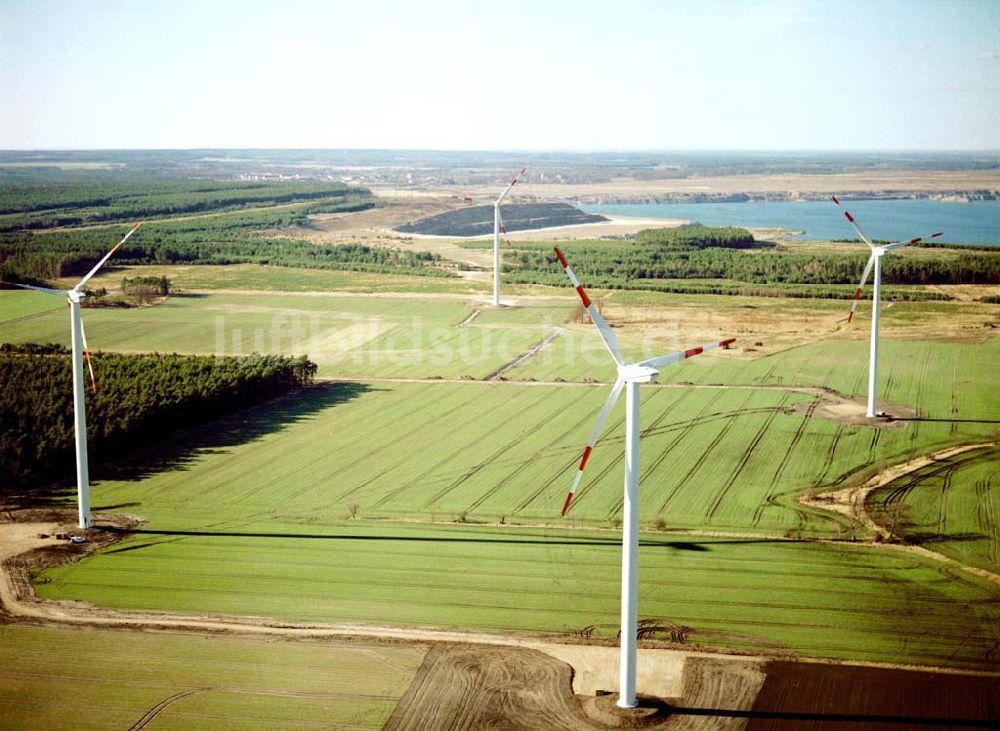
[1,0,998,150]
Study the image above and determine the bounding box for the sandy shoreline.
[390,213,688,241]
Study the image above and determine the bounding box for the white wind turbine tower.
[554,247,734,708]
[5,222,144,528]
[832,196,942,418]
[492,166,525,307]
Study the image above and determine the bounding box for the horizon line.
[2,147,1000,156]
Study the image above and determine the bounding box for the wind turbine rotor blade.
[553,247,625,366]
[848,253,877,323]
[498,210,508,236]
[831,196,875,247]
[2,281,68,297]
[562,378,625,516]
[495,166,526,204]
[883,231,943,251]
[79,317,97,394]
[73,220,145,292]
[638,337,736,370]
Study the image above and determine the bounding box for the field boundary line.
[483,327,566,381]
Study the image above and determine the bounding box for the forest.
[0,347,317,490]
[0,178,371,230]
[470,226,1000,296]
[0,227,449,282]
[0,207,449,283]
[0,176,454,282]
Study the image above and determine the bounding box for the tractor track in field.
[814,368,867,490]
[752,399,816,529]
[938,463,955,535]
[868,427,881,462]
[975,475,998,567]
[708,392,792,523]
[580,388,666,519]
[652,390,729,515]
[319,376,923,429]
[605,389,728,518]
[656,389,757,520]
[503,386,672,517]
[372,387,556,507]
[129,688,211,730]
[331,387,489,504]
[951,354,961,436]
[417,392,576,511]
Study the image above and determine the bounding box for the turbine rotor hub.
[618,364,659,383]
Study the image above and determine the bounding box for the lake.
[581,200,1000,246]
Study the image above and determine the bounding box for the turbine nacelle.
[617,363,659,383]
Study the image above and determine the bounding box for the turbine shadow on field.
[894,531,988,546]
[104,526,785,551]
[96,381,372,484]
[900,417,1000,425]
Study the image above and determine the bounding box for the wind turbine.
[492,166,525,307]
[831,196,941,418]
[4,222,144,528]
[554,246,734,708]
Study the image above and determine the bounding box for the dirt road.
[799,442,1000,586]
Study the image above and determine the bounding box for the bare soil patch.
[791,390,916,426]
[500,214,687,241]
[385,643,601,730]
[596,298,847,360]
[746,660,999,730]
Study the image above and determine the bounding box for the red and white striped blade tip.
[561,492,573,516]
[85,352,97,393]
[554,246,568,267]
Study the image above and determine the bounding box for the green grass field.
[3,265,998,673]
[0,625,424,730]
[49,371,989,535]
[57,263,491,294]
[0,290,576,379]
[35,521,1000,669]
